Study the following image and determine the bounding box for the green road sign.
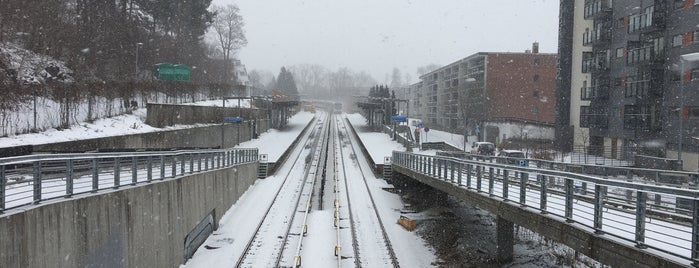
[155,63,190,81]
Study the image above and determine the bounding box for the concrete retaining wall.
[0,162,257,268]
[146,103,268,128]
[33,119,270,152]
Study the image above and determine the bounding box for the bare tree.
[211,4,247,63]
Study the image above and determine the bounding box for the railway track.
[336,115,399,268]
[235,113,327,267]
[234,112,400,267]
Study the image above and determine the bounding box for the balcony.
[583,27,611,47]
[582,56,610,73]
[627,47,665,67]
[581,85,609,100]
[584,0,612,20]
[625,80,651,98]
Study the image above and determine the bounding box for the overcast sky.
[211,0,560,84]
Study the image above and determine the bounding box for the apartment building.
[413,45,557,143]
[559,0,699,171]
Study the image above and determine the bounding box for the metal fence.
[437,151,699,188]
[393,151,699,266]
[0,148,258,213]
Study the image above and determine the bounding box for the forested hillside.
[0,0,247,136]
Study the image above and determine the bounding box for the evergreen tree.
[275,67,299,96]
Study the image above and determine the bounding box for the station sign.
[224,117,243,123]
[391,116,407,122]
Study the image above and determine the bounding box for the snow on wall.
[483,121,555,143]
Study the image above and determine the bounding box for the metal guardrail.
[393,151,699,266]
[0,148,258,214]
[438,151,699,189]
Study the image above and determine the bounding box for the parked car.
[497,149,527,166]
[471,142,495,156]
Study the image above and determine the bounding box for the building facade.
[562,0,699,170]
[412,45,558,143]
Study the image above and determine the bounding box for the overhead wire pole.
[678,52,699,169]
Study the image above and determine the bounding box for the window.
[675,0,686,9]
[582,52,593,73]
[532,106,539,115]
[533,58,540,66]
[692,69,699,81]
[580,106,590,128]
[616,17,625,28]
[533,91,539,99]
[650,37,664,54]
[694,31,699,44]
[533,74,540,82]
[673,34,683,47]
[616,47,624,58]
[690,107,699,119]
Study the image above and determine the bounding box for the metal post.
[0,165,4,213]
[189,153,194,174]
[132,156,138,185]
[159,155,165,179]
[114,158,121,188]
[503,169,510,200]
[450,161,455,182]
[635,191,648,248]
[437,159,442,178]
[488,167,494,196]
[539,175,547,213]
[181,154,186,175]
[198,153,202,171]
[520,172,528,206]
[66,159,74,197]
[476,165,482,192]
[147,156,153,182]
[466,164,472,189]
[457,162,463,186]
[565,179,574,222]
[92,159,99,192]
[679,59,685,163]
[33,162,42,204]
[594,185,606,234]
[172,156,177,177]
[692,199,699,267]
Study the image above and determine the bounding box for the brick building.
[409,43,558,144]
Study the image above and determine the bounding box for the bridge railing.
[438,151,699,189]
[0,148,258,214]
[393,151,699,266]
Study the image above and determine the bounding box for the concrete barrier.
[0,162,258,268]
[146,103,268,128]
[33,119,270,153]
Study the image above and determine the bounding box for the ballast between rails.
[0,148,258,213]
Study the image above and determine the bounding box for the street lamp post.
[463,78,476,152]
[678,52,699,167]
[135,42,143,80]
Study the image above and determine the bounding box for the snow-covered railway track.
[235,113,329,268]
[336,116,400,268]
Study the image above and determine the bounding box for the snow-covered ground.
[0,98,260,148]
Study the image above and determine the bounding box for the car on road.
[497,149,527,166]
[471,142,495,156]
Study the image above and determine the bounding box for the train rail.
[336,115,399,268]
[235,113,329,267]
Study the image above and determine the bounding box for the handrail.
[393,151,699,266]
[0,148,258,214]
[437,151,699,188]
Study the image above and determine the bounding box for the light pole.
[135,42,143,80]
[678,52,699,166]
[463,78,476,152]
